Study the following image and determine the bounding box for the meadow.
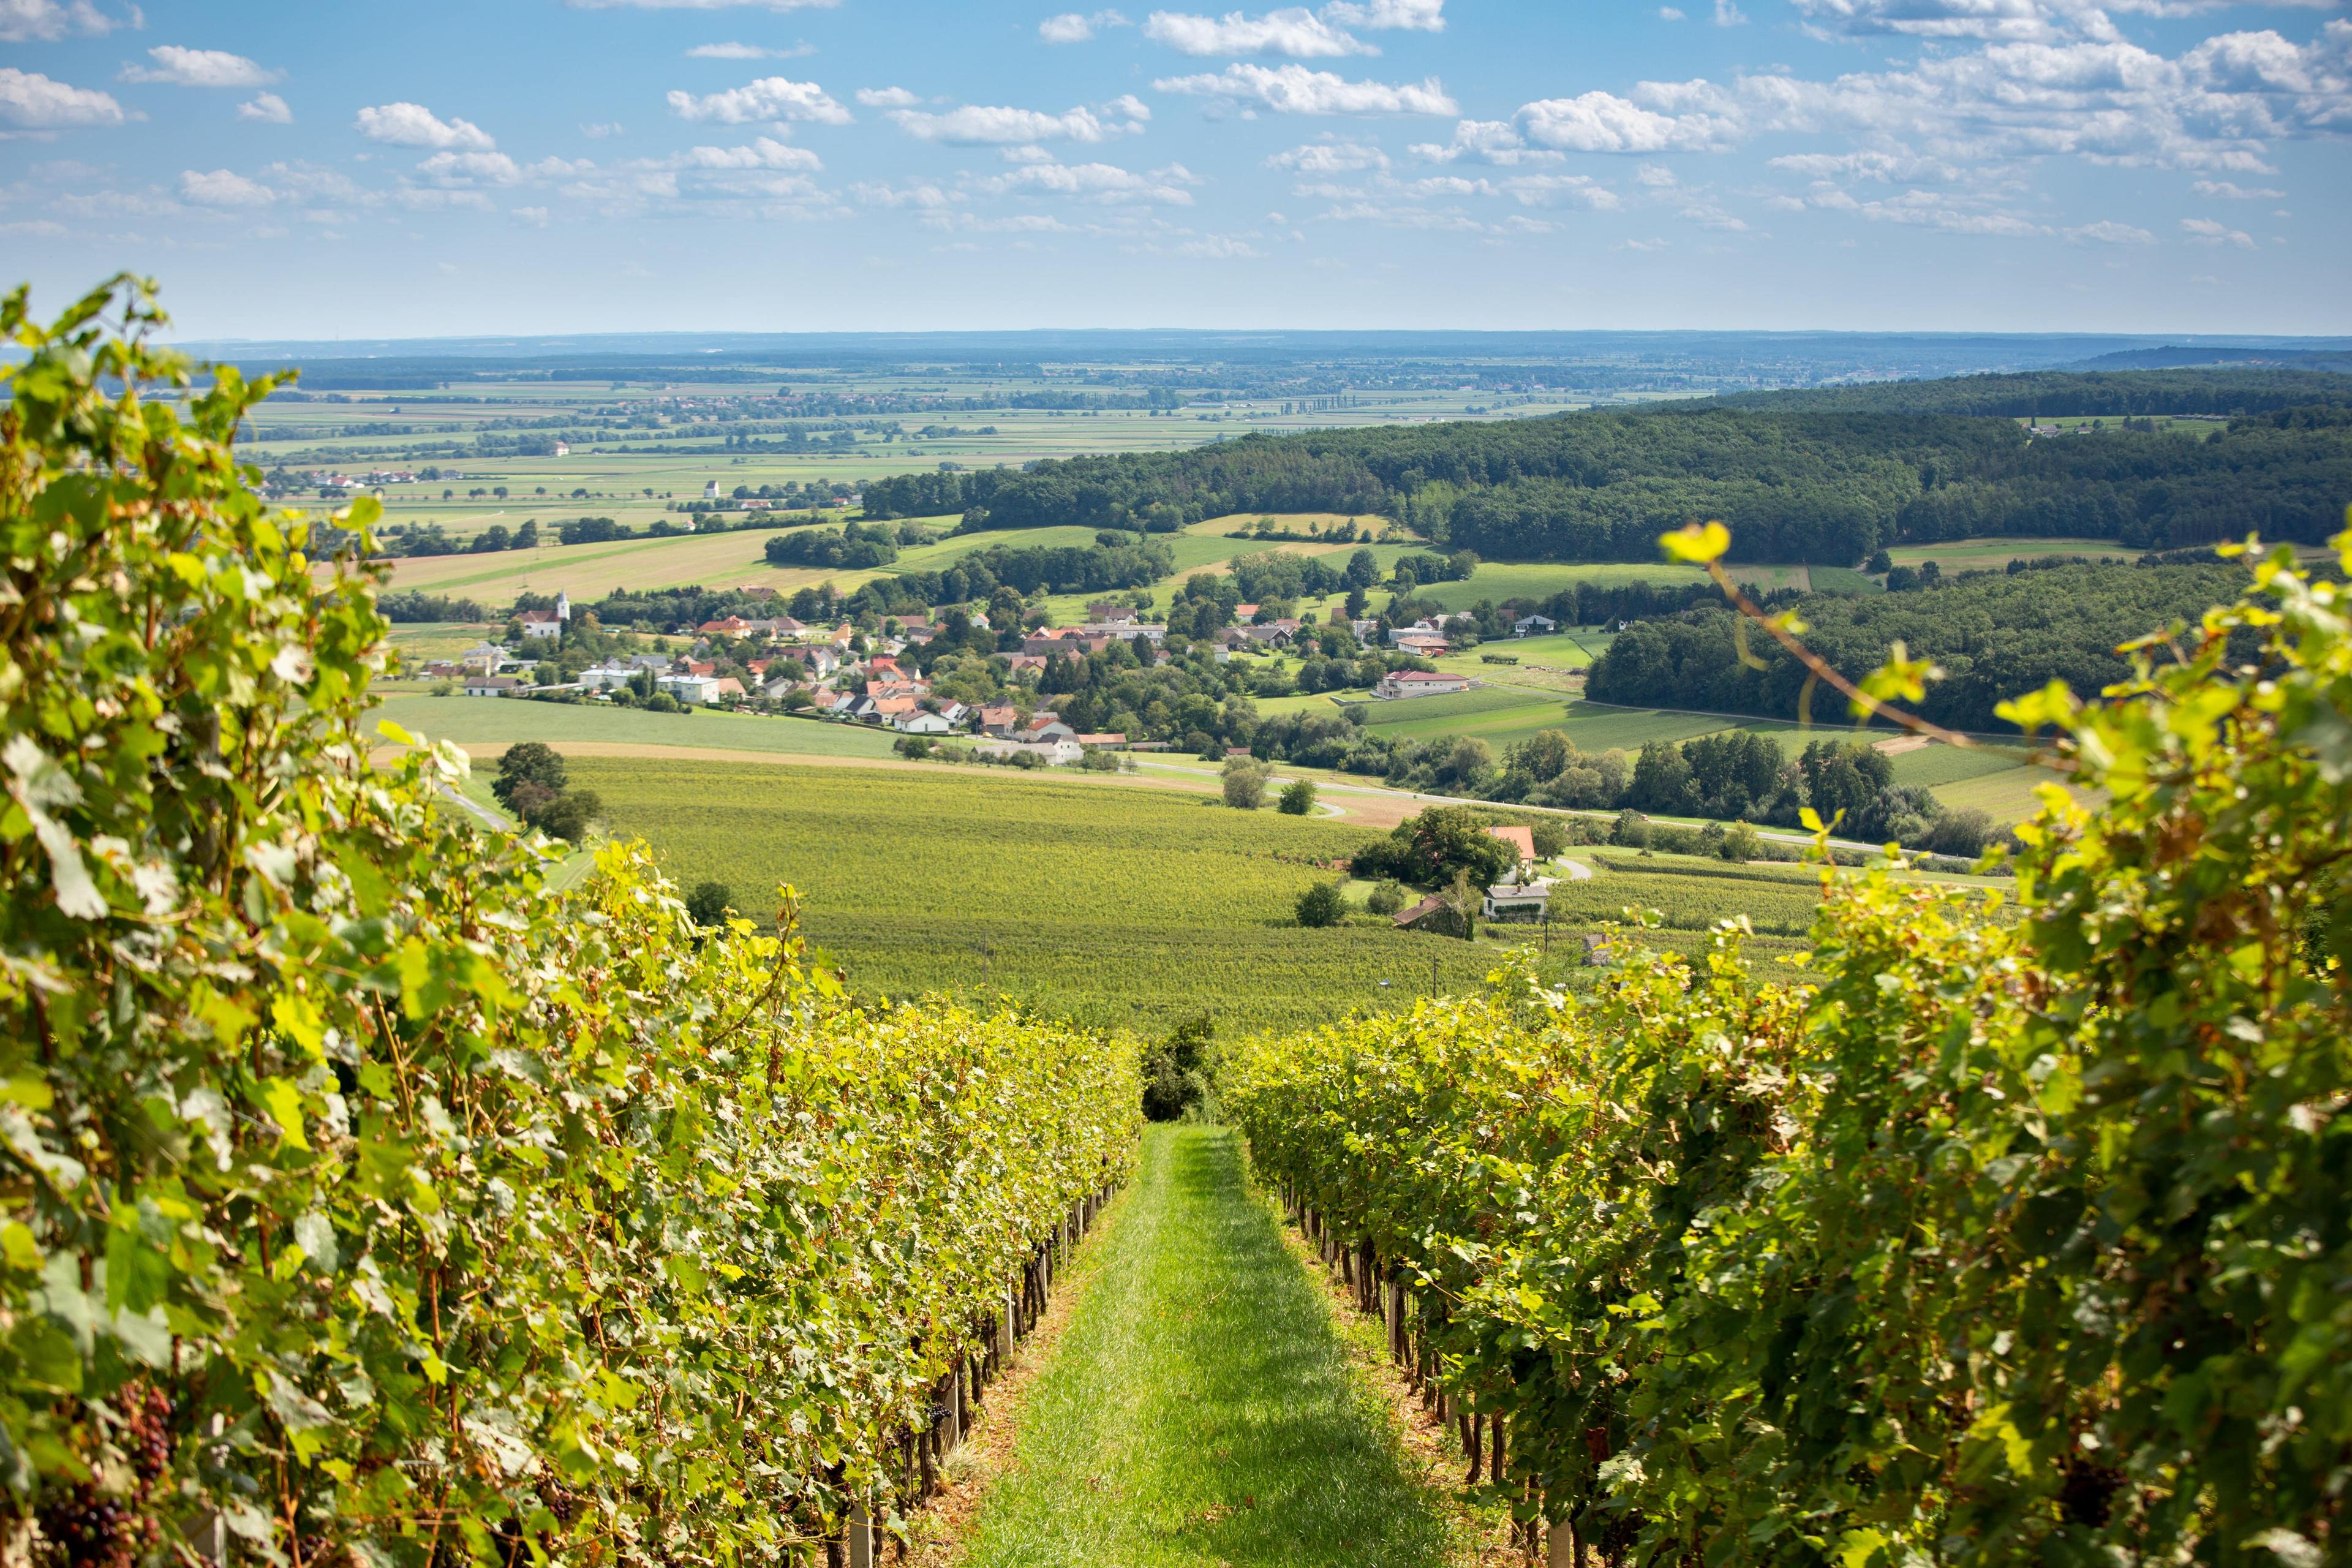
[371,695,902,760]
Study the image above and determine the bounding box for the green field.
[1883,536,2130,570]
[571,759,1512,1034]
[372,695,901,760]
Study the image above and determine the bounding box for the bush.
[1368,880,1407,916]
[1925,805,1994,857]
[1720,821,1765,862]
[523,786,601,843]
[1141,1015,1213,1121]
[685,880,735,925]
[1295,881,1347,927]
[1223,757,1270,809]
[1278,777,1317,815]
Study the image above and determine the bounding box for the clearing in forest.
[949,1125,1468,1568]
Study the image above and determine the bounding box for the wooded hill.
[1587,559,2253,734]
[859,369,2352,564]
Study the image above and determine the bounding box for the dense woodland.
[1587,559,2253,733]
[853,371,2351,563]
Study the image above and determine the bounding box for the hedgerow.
[1228,524,2352,1565]
[0,279,1139,1566]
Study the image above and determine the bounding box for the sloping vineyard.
[1229,535,2352,1565]
[0,279,1139,1568]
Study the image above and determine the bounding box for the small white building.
[659,674,725,704]
[1374,670,1475,700]
[895,711,954,736]
[462,675,522,698]
[1513,614,1557,637]
[976,737,1084,766]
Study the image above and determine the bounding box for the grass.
[1883,537,2130,570]
[371,695,903,760]
[568,759,1505,1035]
[954,1125,1464,1568]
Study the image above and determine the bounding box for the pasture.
[1882,536,2131,570]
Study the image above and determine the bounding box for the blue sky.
[2,0,2346,337]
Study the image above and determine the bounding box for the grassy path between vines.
[948,1124,1461,1568]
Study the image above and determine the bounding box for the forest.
[1586,558,2253,733]
[850,371,2351,563]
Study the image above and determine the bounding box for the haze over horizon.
[4,0,2347,339]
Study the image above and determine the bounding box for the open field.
[372,696,903,760]
[1883,536,2131,570]
[568,758,1509,1035]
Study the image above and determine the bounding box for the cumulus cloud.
[1267,138,1391,171]
[1408,118,1563,164]
[856,86,921,107]
[680,135,821,169]
[1039,8,1128,41]
[1499,172,1623,208]
[2180,214,2256,246]
[121,47,278,88]
[2192,178,2285,197]
[237,91,292,123]
[1154,63,1457,114]
[179,167,274,206]
[687,40,815,58]
[853,179,954,207]
[1322,0,1444,28]
[1144,8,1378,57]
[1790,0,2114,45]
[0,67,126,128]
[355,102,495,149]
[978,157,1199,203]
[417,150,525,186]
[888,96,1147,143]
[1714,0,1747,24]
[0,0,126,43]
[665,75,851,123]
[2066,217,2157,243]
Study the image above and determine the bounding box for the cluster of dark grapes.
[536,1482,581,1527]
[32,1384,176,1568]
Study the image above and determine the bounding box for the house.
[1349,619,1381,643]
[1481,880,1553,922]
[1485,824,1537,866]
[978,701,1020,736]
[552,441,570,458]
[698,616,755,636]
[1235,603,1259,620]
[704,480,720,499]
[1088,602,1139,624]
[1374,670,1475,700]
[1513,614,1558,637]
[1392,894,1468,937]
[659,674,725,705]
[517,609,564,641]
[871,696,921,722]
[935,701,972,728]
[1018,718,1076,744]
[1001,654,1047,677]
[578,663,643,691]
[1390,635,1450,658]
[1074,732,1128,750]
[705,677,746,704]
[976,737,1085,766]
[463,675,522,697]
[895,710,954,736]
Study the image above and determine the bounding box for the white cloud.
[1789,0,2109,44]
[1636,160,1676,185]
[856,86,921,107]
[565,0,839,10]
[1179,233,1263,256]
[2066,217,2157,243]
[355,102,495,150]
[513,205,549,225]
[236,91,291,124]
[2180,214,2255,246]
[2191,178,2284,197]
[853,179,954,207]
[979,158,1199,203]
[889,97,1146,143]
[1517,91,1738,153]
[1409,118,1564,164]
[1659,5,1684,17]
[1322,0,1443,28]
[1500,172,1623,208]
[0,67,126,128]
[417,150,524,186]
[1154,63,1457,114]
[687,40,815,58]
[1714,0,1747,24]
[582,121,624,137]
[682,135,821,169]
[0,0,124,43]
[1144,9,1376,58]
[1267,138,1391,171]
[665,75,851,124]
[121,47,277,88]
[179,167,274,206]
[1039,9,1128,41]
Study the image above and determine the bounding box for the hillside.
[849,370,2352,564]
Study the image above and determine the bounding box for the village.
[409,587,1562,764]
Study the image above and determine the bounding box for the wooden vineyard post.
[1002,1283,1017,1357]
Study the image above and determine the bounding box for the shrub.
[1295,881,1347,927]
[1278,777,1318,815]
[685,880,735,925]
[1720,821,1765,862]
[1223,757,1270,809]
[1368,880,1407,916]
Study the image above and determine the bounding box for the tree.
[1924,807,1993,857]
[1399,805,1517,891]
[527,788,601,843]
[685,881,734,925]
[1142,1014,1213,1121]
[1628,739,1697,814]
[1278,778,1317,815]
[1295,881,1346,927]
[1720,821,1765,862]
[1223,757,1269,809]
[493,741,567,807]
[1367,880,1406,915]
[1342,547,1381,590]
